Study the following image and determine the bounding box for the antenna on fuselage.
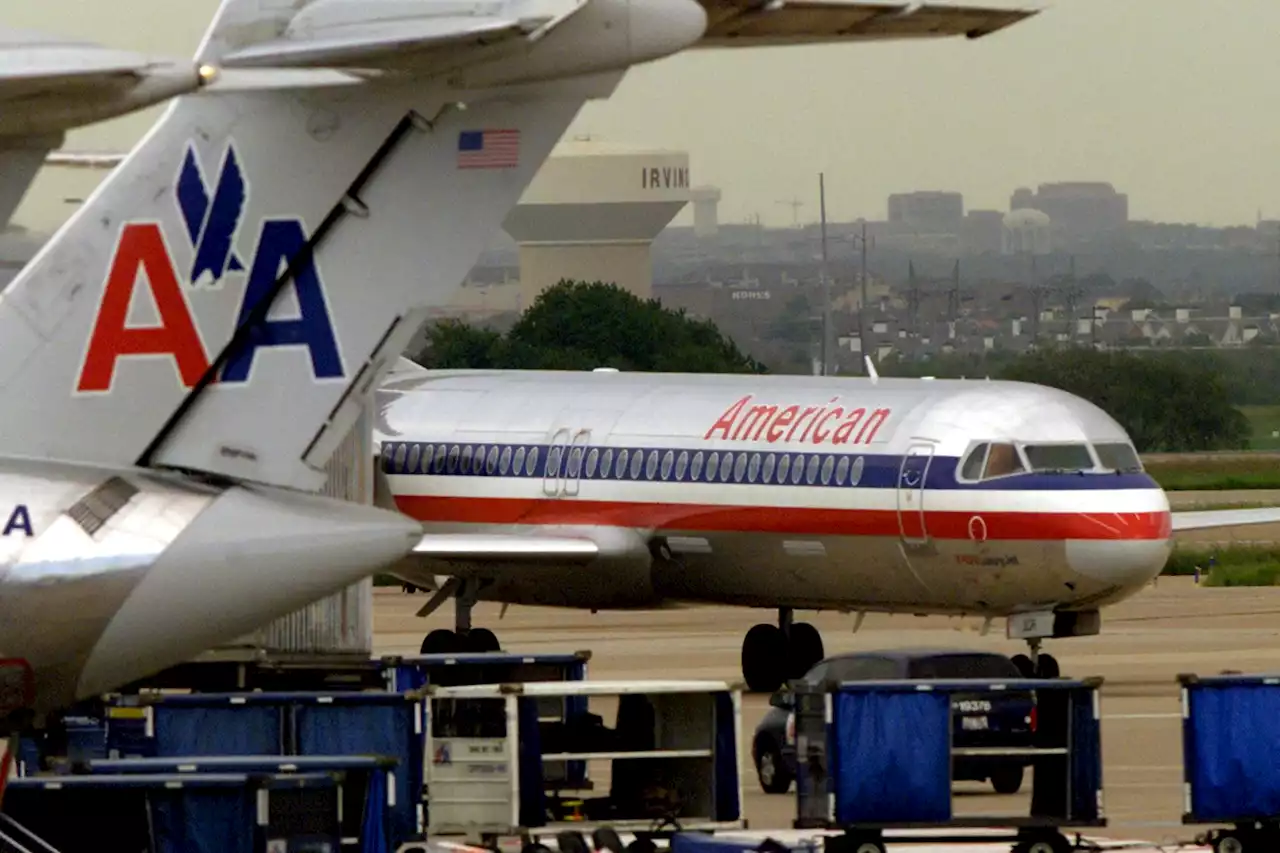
[864,355,879,383]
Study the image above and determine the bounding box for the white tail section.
[0,0,618,490]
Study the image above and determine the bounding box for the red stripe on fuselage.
[393,496,1173,541]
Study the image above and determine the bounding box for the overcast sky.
[13,0,1280,230]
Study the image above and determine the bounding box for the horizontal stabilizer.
[413,533,600,563]
[0,29,201,136]
[1171,507,1280,532]
[221,16,537,70]
[695,0,1036,47]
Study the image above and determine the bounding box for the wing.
[0,29,201,138]
[696,0,1038,48]
[1172,508,1280,532]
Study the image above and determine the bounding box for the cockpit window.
[960,443,989,481]
[1022,443,1095,473]
[1094,441,1142,472]
[983,443,1026,478]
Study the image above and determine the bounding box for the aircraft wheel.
[420,629,460,655]
[1011,654,1035,678]
[742,623,787,693]
[1036,654,1060,679]
[465,628,501,653]
[787,622,825,679]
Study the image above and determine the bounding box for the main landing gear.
[415,577,503,655]
[742,607,825,693]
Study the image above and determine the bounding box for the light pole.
[852,219,872,372]
[818,173,830,375]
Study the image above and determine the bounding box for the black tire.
[1036,654,1060,679]
[788,622,825,679]
[991,765,1024,794]
[465,627,501,652]
[421,629,459,654]
[1017,833,1071,853]
[742,623,786,693]
[1214,832,1245,853]
[592,828,625,853]
[754,737,793,794]
[1011,654,1035,677]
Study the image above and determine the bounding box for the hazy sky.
[13,0,1280,231]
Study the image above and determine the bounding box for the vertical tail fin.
[0,0,621,490]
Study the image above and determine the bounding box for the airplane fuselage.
[376,370,1173,619]
[0,459,418,714]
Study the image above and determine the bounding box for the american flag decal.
[457,129,520,169]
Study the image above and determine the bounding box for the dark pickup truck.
[753,648,1037,795]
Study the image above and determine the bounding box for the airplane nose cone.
[628,0,708,64]
[1066,538,1172,589]
[76,486,420,699]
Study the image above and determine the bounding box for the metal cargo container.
[229,399,377,655]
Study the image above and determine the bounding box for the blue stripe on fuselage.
[379,440,1161,492]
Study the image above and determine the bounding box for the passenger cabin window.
[983,443,1026,479]
[1094,441,1142,472]
[1023,443,1095,473]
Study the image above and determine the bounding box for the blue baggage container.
[103,690,425,848]
[1181,672,1280,847]
[87,755,396,849]
[791,676,1104,852]
[3,771,348,853]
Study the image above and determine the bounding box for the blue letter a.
[221,219,344,383]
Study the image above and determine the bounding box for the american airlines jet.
[0,0,1042,719]
[375,365,1280,692]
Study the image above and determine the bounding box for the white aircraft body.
[0,0,1043,718]
[375,367,1280,692]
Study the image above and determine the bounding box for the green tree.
[415,280,766,374]
[998,348,1250,452]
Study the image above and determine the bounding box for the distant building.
[1009,182,1127,240]
[962,209,1004,254]
[887,191,964,232]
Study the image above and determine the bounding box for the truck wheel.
[991,765,1024,794]
[755,739,793,794]
[1215,833,1245,853]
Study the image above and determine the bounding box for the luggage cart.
[100,689,427,848]
[423,679,745,846]
[791,676,1106,853]
[1179,672,1280,853]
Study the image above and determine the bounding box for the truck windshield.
[909,654,1022,679]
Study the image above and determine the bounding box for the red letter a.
[77,223,211,393]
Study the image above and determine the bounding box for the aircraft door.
[543,428,570,497]
[563,429,590,497]
[897,443,935,545]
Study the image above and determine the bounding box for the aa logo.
[77,141,344,393]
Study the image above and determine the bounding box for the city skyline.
[9,0,1280,233]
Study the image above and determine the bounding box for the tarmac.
[374,573,1280,853]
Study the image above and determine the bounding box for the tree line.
[412,280,1253,453]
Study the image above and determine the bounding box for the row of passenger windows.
[958,440,1142,482]
[383,441,869,488]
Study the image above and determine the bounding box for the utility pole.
[818,173,830,376]
[906,261,921,339]
[947,259,961,323]
[853,219,872,371]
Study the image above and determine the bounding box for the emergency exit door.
[897,443,934,545]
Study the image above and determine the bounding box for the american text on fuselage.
[378,372,1173,692]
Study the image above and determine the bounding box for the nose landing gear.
[414,577,503,655]
[1011,638,1060,679]
[741,608,825,693]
